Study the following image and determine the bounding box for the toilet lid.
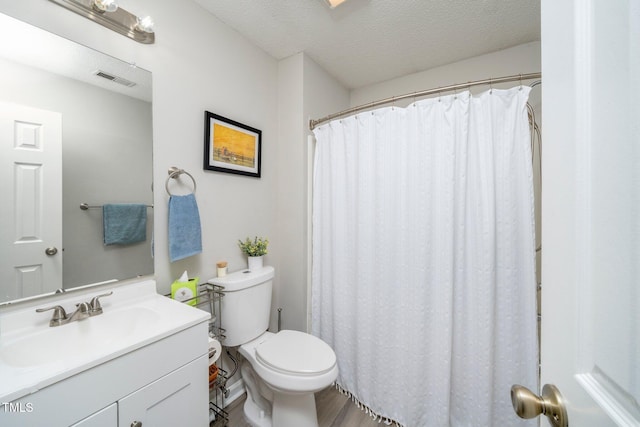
[255,330,336,375]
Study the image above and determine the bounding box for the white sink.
[0,306,160,368]
[0,279,210,403]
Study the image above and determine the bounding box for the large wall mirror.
[0,13,153,305]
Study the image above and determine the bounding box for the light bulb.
[135,16,154,33]
[93,0,118,13]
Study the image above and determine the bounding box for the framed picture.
[204,111,262,178]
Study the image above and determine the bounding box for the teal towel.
[168,194,202,262]
[103,204,147,245]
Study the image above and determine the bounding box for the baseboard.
[224,378,246,408]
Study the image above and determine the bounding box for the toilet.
[209,266,338,427]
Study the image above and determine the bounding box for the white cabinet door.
[0,101,62,301]
[70,403,117,427]
[540,0,640,426]
[118,355,208,427]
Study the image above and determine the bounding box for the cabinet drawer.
[119,355,208,427]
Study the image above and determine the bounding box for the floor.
[221,386,382,427]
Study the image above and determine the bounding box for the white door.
[0,102,62,302]
[538,1,640,426]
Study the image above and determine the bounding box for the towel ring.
[166,167,196,196]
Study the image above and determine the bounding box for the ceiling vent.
[93,70,136,87]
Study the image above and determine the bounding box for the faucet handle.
[76,302,91,313]
[36,305,67,327]
[89,291,113,315]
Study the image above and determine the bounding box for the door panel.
[541,0,640,425]
[0,101,62,301]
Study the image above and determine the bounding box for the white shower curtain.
[311,87,538,427]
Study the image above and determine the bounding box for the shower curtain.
[311,87,538,427]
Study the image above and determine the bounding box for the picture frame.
[204,111,262,178]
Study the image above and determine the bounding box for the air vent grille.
[94,70,136,87]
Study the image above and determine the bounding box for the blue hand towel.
[168,193,202,262]
[103,204,147,245]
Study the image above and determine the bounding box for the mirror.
[0,13,153,305]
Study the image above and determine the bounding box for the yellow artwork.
[204,111,262,177]
[212,123,255,168]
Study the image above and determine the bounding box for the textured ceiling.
[193,0,540,89]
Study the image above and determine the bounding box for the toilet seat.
[255,330,336,376]
[240,330,339,394]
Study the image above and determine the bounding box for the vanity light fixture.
[48,0,155,44]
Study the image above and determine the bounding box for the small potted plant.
[238,236,268,270]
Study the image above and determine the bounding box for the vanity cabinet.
[69,357,206,427]
[2,321,208,427]
[118,356,206,427]
[71,404,117,427]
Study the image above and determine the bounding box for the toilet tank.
[208,266,274,347]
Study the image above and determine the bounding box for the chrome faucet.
[35,305,68,327]
[66,302,91,323]
[35,291,113,327]
[36,303,90,327]
[88,291,113,316]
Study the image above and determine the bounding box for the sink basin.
[0,307,159,367]
[0,278,210,403]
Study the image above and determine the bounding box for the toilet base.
[242,361,272,427]
[272,392,318,427]
[243,378,318,427]
[243,387,319,427]
[243,391,272,427]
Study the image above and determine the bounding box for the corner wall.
[350,42,541,106]
[276,53,349,332]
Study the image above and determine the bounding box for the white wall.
[275,54,304,332]
[62,83,152,288]
[0,0,280,295]
[351,42,541,107]
[276,53,349,331]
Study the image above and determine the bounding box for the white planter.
[247,256,264,271]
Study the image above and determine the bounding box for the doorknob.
[511,384,568,427]
[45,247,58,256]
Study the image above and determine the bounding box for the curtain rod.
[309,72,542,131]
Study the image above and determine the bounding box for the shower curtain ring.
[519,73,523,90]
[490,78,493,94]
